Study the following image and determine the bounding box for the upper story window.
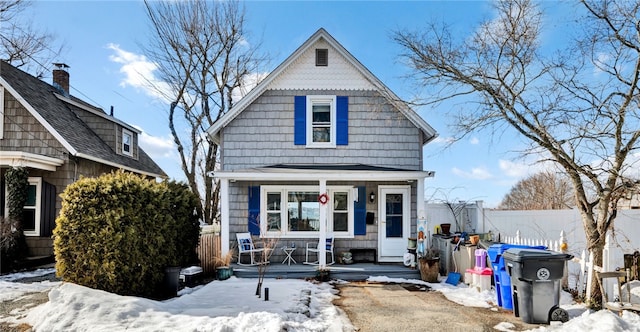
[315,48,328,66]
[308,96,335,146]
[294,95,349,147]
[122,129,133,156]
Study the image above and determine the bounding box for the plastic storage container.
[475,249,487,269]
[487,244,546,309]
[503,248,572,324]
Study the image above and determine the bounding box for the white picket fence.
[502,230,622,301]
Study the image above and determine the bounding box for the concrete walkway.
[334,282,540,332]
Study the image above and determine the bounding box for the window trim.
[260,185,354,238]
[122,128,133,156]
[0,85,4,139]
[4,177,42,237]
[306,95,336,148]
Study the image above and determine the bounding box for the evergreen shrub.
[53,171,200,297]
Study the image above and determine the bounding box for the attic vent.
[315,48,328,66]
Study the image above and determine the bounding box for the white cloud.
[106,43,172,101]
[107,44,269,105]
[452,166,492,180]
[132,125,176,160]
[432,136,455,145]
[231,71,269,103]
[469,137,479,145]
[498,159,533,178]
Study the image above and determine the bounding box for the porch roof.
[0,151,64,171]
[210,164,435,181]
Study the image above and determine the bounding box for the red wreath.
[318,193,329,205]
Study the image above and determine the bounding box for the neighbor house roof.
[0,61,165,178]
[206,28,438,145]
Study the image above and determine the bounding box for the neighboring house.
[0,61,165,258]
[207,28,437,264]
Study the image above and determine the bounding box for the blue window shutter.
[336,96,348,145]
[294,96,306,145]
[354,186,366,235]
[248,186,260,235]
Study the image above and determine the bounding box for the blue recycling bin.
[487,244,546,309]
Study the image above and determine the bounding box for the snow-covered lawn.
[1,269,640,331]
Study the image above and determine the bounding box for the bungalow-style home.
[0,61,165,259]
[206,28,437,265]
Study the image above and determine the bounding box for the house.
[0,61,165,259]
[206,28,437,265]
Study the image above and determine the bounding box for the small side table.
[282,247,297,265]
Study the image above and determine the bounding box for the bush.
[2,167,29,273]
[165,181,201,267]
[53,171,200,298]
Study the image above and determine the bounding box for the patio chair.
[597,269,640,315]
[236,232,268,266]
[304,233,335,265]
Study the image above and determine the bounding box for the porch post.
[220,178,230,255]
[417,177,425,220]
[319,179,327,267]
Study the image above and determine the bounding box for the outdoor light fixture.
[369,191,376,203]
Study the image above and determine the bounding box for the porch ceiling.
[209,164,435,182]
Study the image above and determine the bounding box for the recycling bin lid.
[503,248,573,262]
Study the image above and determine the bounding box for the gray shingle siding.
[221,89,423,171]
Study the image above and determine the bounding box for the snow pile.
[26,277,352,332]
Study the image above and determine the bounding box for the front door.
[378,186,411,262]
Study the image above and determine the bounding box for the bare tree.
[498,171,575,210]
[0,0,63,77]
[142,0,263,225]
[394,0,640,306]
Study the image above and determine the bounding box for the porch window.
[333,192,348,232]
[261,186,354,238]
[266,192,281,231]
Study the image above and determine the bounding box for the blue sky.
[22,1,577,207]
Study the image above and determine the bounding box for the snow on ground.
[1,269,640,331]
[0,268,60,302]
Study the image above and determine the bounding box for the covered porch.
[213,164,435,267]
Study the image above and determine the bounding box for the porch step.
[231,263,421,281]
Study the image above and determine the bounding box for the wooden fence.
[197,232,221,276]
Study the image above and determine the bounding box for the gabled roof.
[0,61,165,178]
[206,28,438,145]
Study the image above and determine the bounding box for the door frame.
[377,185,411,262]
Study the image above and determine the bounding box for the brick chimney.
[52,63,70,95]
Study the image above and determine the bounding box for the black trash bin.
[503,248,572,324]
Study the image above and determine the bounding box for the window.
[294,95,348,146]
[122,129,133,156]
[3,177,42,236]
[315,48,328,66]
[261,186,353,237]
[306,95,336,147]
[266,192,281,232]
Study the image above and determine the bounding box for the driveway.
[334,282,540,332]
